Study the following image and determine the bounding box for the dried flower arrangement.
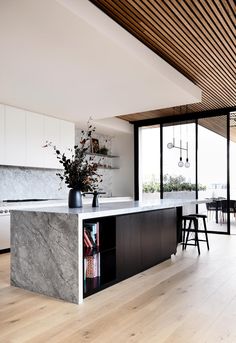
[44,122,103,193]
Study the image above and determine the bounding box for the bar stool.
[182,214,210,255]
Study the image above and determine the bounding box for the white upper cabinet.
[1,104,75,169]
[26,111,45,168]
[5,106,26,166]
[43,116,61,169]
[0,105,5,164]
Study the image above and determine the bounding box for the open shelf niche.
[86,152,120,170]
[83,216,116,297]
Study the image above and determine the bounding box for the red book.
[84,231,91,247]
[84,230,93,248]
[83,238,89,248]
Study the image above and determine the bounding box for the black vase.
[68,189,83,208]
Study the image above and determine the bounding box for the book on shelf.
[84,258,87,281]
[84,230,93,248]
[96,222,99,247]
[83,222,99,248]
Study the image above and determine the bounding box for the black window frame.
[133,106,236,235]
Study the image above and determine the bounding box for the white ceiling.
[0,0,201,129]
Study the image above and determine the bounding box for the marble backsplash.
[0,166,68,201]
[0,164,113,201]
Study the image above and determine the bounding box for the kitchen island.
[10,199,206,304]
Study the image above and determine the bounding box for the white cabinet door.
[0,215,10,250]
[5,106,26,166]
[26,111,45,168]
[2,105,75,169]
[59,119,75,159]
[44,116,61,169]
[0,105,5,164]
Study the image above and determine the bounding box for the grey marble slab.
[11,211,79,304]
[10,197,209,304]
[0,165,68,201]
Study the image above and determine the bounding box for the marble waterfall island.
[10,199,207,304]
[11,211,79,303]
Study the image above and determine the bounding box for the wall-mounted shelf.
[86,152,120,170]
[98,166,119,170]
[86,152,119,158]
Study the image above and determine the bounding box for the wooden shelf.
[86,152,120,169]
[98,166,119,170]
[86,152,119,158]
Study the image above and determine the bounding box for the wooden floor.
[1,234,236,342]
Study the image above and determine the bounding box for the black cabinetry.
[116,213,142,280]
[83,208,177,297]
[116,208,176,281]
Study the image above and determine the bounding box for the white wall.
[0,0,201,126]
[75,125,134,198]
[112,132,134,197]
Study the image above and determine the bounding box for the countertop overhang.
[11,198,208,220]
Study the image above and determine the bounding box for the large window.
[198,116,228,233]
[163,122,196,214]
[230,112,236,234]
[138,111,235,234]
[139,126,160,201]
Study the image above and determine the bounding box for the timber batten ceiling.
[90,0,236,121]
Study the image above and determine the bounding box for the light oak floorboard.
[1,234,236,342]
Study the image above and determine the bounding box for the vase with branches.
[44,122,103,208]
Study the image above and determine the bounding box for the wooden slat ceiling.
[199,114,236,142]
[90,0,236,122]
[199,115,227,137]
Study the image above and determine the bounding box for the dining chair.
[220,200,236,223]
[205,199,217,221]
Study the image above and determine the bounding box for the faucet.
[84,191,106,207]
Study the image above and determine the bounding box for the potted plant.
[99,146,109,155]
[45,123,103,208]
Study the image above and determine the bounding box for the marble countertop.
[2,196,132,211]
[11,198,208,220]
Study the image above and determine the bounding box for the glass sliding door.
[138,112,233,235]
[230,112,236,234]
[198,115,228,233]
[139,126,160,201]
[163,122,196,214]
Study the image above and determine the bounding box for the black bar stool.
[182,214,210,255]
